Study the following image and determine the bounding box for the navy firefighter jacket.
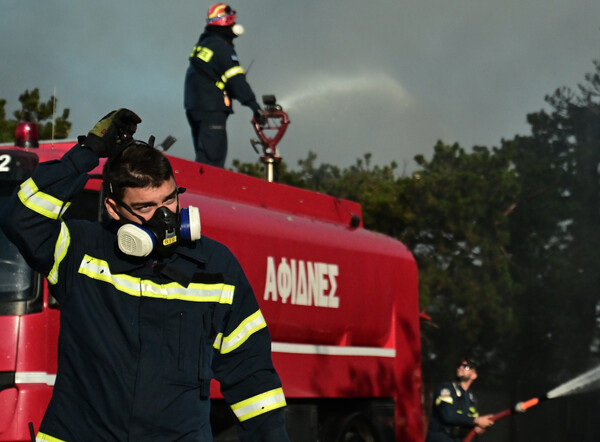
[0,144,288,441]
[184,27,260,114]
[426,381,479,441]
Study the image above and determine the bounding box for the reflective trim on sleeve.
[215,66,245,90]
[36,432,66,442]
[435,396,454,406]
[231,387,286,422]
[78,254,235,303]
[213,309,267,354]
[18,178,70,220]
[221,65,244,81]
[47,221,71,285]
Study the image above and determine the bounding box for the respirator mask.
[116,205,201,258]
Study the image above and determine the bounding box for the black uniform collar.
[202,25,237,44]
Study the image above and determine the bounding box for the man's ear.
[104,197,121,221]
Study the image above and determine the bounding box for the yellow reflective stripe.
[214,66,245,90]
[222,66,244,81]
[79,255,141,295]
[36,432,66,442]
[213,310,266,354]
[18,178,70,220]
[78,255,234,303]
[231,388,286,422]
[47,221,71,285]
[138,279,234,303]
[435,396,454,406]
[191,45,214,62]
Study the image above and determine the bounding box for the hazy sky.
[2,0,600,172]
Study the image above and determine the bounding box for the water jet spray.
[277,71,412,112]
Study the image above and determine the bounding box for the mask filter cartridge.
[116,206,201,257]
[232,23,244,36]
[180,206,202,241]
[117,224,156,257]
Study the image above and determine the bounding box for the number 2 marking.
[0,154,11,172]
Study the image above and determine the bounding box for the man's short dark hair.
[458,357,478,369]
[103,141,174,201]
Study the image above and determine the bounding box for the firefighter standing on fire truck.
[426,358,494,442]
[0,109,289,441]
[184,3,267,168]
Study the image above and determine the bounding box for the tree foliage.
[397,143,519,385]
[499,61,600,394]
[0,88,71,142]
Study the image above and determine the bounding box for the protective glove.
[253,108,268,126]
[85,109,142,157]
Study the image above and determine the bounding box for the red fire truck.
[0,119,423,441]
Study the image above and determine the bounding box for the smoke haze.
[2,0,600,171]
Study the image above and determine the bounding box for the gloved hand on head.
[85,109,142,158]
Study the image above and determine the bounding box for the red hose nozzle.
[515,397,539,413]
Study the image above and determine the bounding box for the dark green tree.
[500,61,600,395]
[0,88,71,142]
[394,142,519,386]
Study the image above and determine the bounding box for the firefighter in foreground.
[426,358,495,441]
[184,3,266,167]
[0,109,289,441]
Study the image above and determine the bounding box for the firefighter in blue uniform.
[184,3,266,168]
[426,358,494,442]
[0,109,289,441]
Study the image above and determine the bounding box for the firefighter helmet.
[206,3,236,26]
